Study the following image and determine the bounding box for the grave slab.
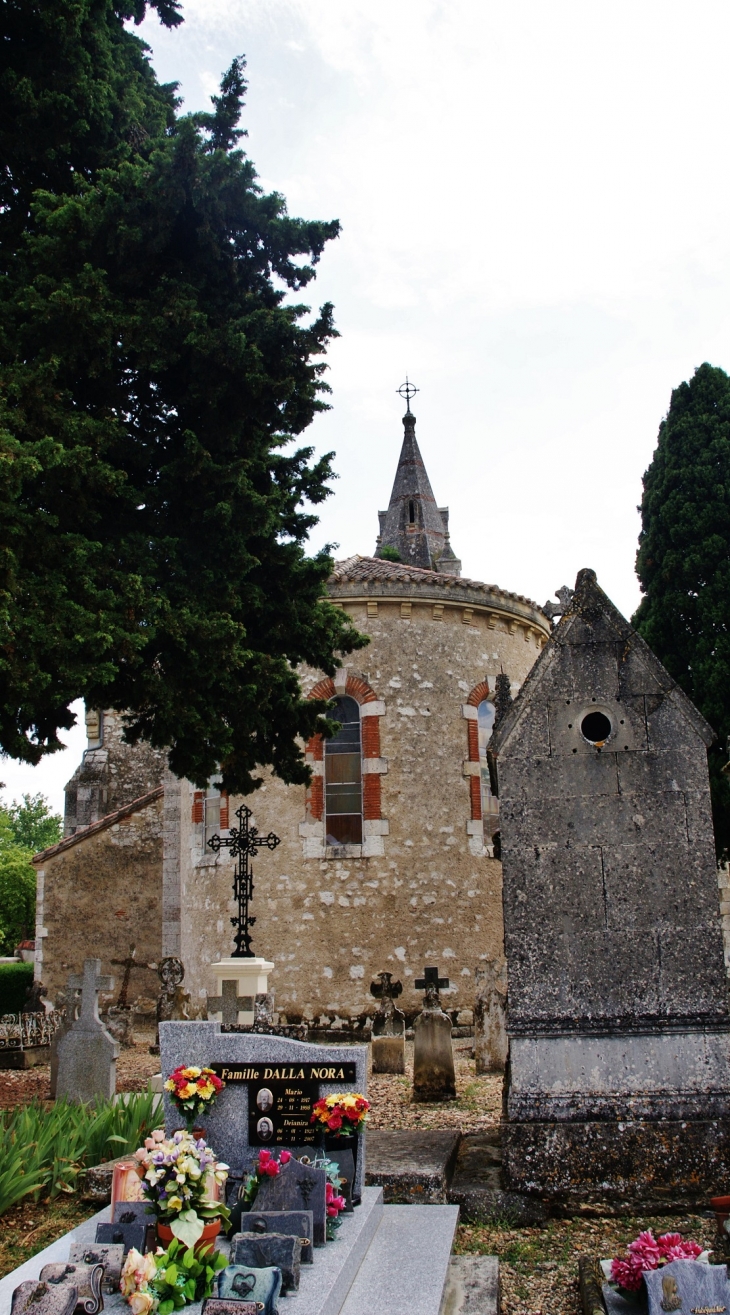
[340,1204,460,1315]
[365,1129,460,1203]
[438,1256,500,1315]
[447,1133,549,1225]
[158,1023,368,1196]
[0,1190,386,1315]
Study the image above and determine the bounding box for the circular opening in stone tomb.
[580,710,612,745]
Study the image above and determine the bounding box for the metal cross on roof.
[396,376,419,414]
[207,803,280,958]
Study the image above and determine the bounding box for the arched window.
[325,696,363,846]
[478,699,500,843]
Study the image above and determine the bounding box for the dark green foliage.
[0,961,34,1012]
[0,2,365,794]
[378,546,402,562]
[0,794,61,952]
[634,362,730,858]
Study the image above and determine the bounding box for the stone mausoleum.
[33,402,550,1031]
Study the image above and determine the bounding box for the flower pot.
[156,1218,221,1254]
[711,1195,730,1235]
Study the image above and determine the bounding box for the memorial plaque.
[235,1211,314,1263]
[217,1265,282,1315]
[210,1061,356,1150]
[39,1264,104,1315]
[68,1244,125,1295]
[231,1234,301,1294]
[643,1260,730,1315]
[202,1302,260,1315]
[11,1283,78,1315]
[111,1202,155,1226]
[254,1158,327,1247]
[95,1219,155,1255]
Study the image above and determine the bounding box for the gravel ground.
[1,1037,717,1314]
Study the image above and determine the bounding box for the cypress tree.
[0,2,364,795]
[634,362,730,858]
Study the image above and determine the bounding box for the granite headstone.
[11,1283,78,1315]
[68,1244,124,1295]
[217,1265,282,1315]
[95,1219,155,1255]
[234,1211,313,1264]
[38,1263,104,1315]
[643,1260,730,1315]
[231,1234,301,1293]
[56,960,119,1104]
[254,1158,327,1247]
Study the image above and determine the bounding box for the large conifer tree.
[634,362,730,858]
[0,1,364,795]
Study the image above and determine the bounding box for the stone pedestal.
[372,1035,405,1074]
[413,1009,455,1102]
[208,958,274,1026]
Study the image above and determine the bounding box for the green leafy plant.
[378,546,402,562]
[0,1088,160,1217]
[120,1239,226,1314]
[0,961,34,1012]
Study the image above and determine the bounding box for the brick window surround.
[305,675,383,825]
[465,680,491,822]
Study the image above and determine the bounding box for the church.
[32,401,551,1033]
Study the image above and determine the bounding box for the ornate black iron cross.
[207,804,280,958]
[397,376,419,413]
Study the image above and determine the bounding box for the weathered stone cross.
[110,944,153,1008]
[67,959,114,1030]
[414,965,450,1010]
[206,978,253,1027]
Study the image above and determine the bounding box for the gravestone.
[11,1282,78,1315]
[202,1302,258,1315]
[370,972,406,1075]
[412,967,456,1102]
[158,1022,368,1200]
[50,982,81,1098]
[643,1260,730,1315]
[68,1244,124,1295]
[473,960,507,1074]
[150,957,198,1054]
[490,568,730,1205]
[235,1210,314,1264]
[56,960,119,1104]
[38,1263,104,1315]
[95,1218,155,1255]
[217,1265,282,1314]
[253,1158,327,1247]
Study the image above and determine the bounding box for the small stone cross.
[67,959,114,1030]
[415,965,449,1010]
[370,971,403,1002]
[206,979,253,1027]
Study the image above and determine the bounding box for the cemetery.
[1,573,730,1315]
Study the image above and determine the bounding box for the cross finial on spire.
[396,376,419,414]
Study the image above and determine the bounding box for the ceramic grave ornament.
[491,568,730,1205]
[254,1158,327,1246]
[217,1265,282,1315]
[56,959,119,1103]
[95,1218,155,1255]
[68,1244,124,1295]
[370,972,406,1074]
[11,1284,78,1315]
[643,1260,730,1315]
[412,966,456,1101]
[235,1212,313,1264]
[232,1234,302,1293]
[201,1303,259,1315]
[38,1263,104,1315]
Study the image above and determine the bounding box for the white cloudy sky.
[4,0,730,815]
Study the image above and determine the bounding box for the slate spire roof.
[376,408,461,574]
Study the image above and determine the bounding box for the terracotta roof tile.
[330,555,544,613]
[32,785,164,864]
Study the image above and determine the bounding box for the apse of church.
[36,396,550,1028]
[169,401,550,1028]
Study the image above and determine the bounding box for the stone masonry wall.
[64,708,167,835]
[35,795,163,1009]
[179,594,545,1027]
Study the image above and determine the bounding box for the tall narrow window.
[408,500,415,524]
[478,699,500,843]
[325,696,363,846]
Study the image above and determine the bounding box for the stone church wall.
[34,793,163,1009]
[64,708,167,835]
[178,597,544,1028]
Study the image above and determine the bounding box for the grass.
[0,1087,160,1218]
[0,1195,91,1281]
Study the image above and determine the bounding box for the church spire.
[375,384,461,575]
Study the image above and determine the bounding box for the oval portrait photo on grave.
[257,1116,274,1141]
[256,1087,274,1112]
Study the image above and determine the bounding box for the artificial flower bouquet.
[163,1066,225,1131]
[120,1239,227,1314]
[240,1148,292,1207]
[134,1129,229,1248]
[607,1230,707,1293]
[310,1092,370,1136]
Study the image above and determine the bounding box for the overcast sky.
[4,0,730,816]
